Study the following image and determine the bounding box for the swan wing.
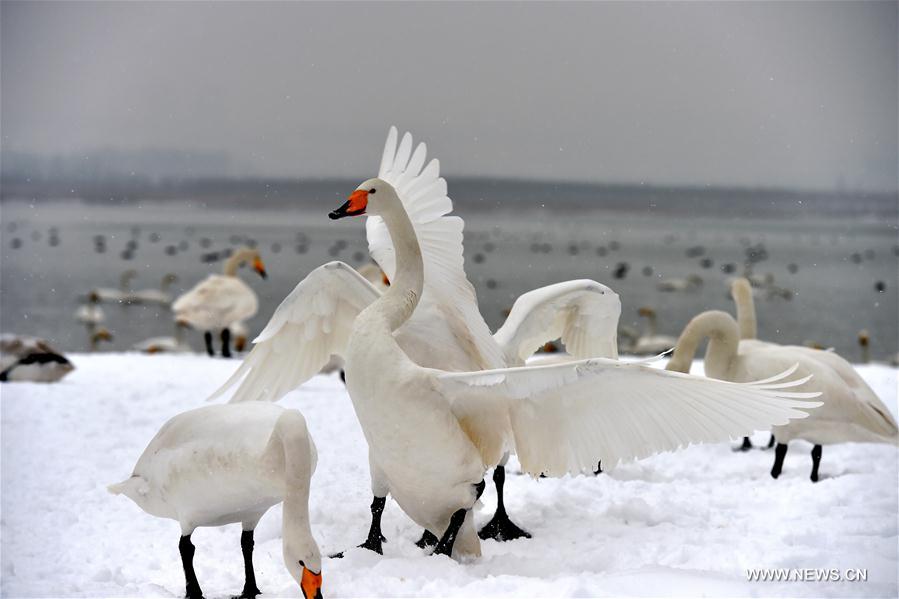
[209,261,380,403]
[494,280,621,364]
[367,127,505,370]
[436,359,822,476]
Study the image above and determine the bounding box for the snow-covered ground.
[1,353,896,598]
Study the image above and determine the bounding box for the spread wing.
[493,280,621,364]
[209,262,380,403]
[435,360,822,476]
[366,126,506,371]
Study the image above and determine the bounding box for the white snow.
[1,353,896,598]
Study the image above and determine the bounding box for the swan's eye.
[369,188,376,194]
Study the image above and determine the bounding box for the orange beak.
[301,567,323,599]
[329,189,368,220]
[252,257,267,279]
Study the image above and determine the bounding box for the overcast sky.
[2,1,896,191]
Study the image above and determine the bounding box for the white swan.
[667,300,897,482]
[217,176,819,559]
[215,128,623,548]
[630,307,677,355]
[109,403,322,599]
[132,322,192,354]
[91,269,138,304]
[130,273,179,306]
[173,247,266,358]
[0,334,74,382]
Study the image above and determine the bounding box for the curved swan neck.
[731,279,757,339]
[667,310,739,377]
[224,248,255,277]
[274,413,320,572]
[372,189,424,332]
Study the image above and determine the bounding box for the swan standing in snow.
[173,247,267,358]
[215,129,626,549]
[91,269,138,304]
[0,334,74,382]
[630,307,677,355]
[218,175,819,559]
[130,273,179,306]
[109,403,322,599]
[667,300,897,482]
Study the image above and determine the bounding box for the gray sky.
[2,1,897,191]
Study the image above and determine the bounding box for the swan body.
[0,334,74,382]
[173,247,266,357]
[109,402,322,599]
[132,323,191,354]
[219,167,819,559]
[75,302,105,326]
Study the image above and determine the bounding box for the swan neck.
[224,248,253,277]
[732,287,758,340]
[645,312,658,336]
[668,311,739,376]
[374,192,423,332]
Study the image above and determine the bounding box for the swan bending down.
[216,129,624,550]
[667,305,897,482]
[711,278,898,475]
[91,270,138,304]
[217,177,819,559]
[173,247,266,358]
[109,403,323,599]
[0,334,74,382]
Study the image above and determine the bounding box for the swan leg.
[221,328,232,358]
[358,495,387,554]
[766,434,776,449]
[179,534,204,599]
[203,332,214,357]
[414,530,438,549]
[736,436,753,452]
[477,466,531,542]
[810,444,822,483]
[230,530,261,599]
[433,508,468,557]
[770,442,789,479]
[594,460,603,475]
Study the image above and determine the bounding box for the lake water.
[1,188,896,361]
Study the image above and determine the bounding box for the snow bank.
[1,354,896,598]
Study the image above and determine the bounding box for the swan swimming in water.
[109,403,322,599]
[217,171,820,559]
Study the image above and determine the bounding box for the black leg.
[339,369,346,384]
[736,436,753,452]
[179,534,204,599]
[810,444,822,483]
[433,508,467,557]
[229,530,261,599]
[771,442,788,479]
[594,460,603,475]
[415,530,439,549]
[478,466,531,542]
[204,332,214,357]
[221,328,232,358]
[358,496,387,554]
[766,434,776,449]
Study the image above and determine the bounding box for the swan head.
[329,178,394,219]
[284,539,322,599]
